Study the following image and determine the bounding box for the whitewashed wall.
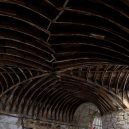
[0,115,22,129]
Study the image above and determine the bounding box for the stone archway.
[74,103,102,129]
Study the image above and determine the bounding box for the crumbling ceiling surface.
[0,0,129,122]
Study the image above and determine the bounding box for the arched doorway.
[74,103,102,129]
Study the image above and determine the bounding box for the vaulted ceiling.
[0,0,129,122]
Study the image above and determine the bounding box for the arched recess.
[74,103,102,129]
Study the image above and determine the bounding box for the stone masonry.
[102,110,129,129]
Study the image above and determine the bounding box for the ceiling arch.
[0,0,129,122]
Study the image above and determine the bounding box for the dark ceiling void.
[0,0,129,123]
